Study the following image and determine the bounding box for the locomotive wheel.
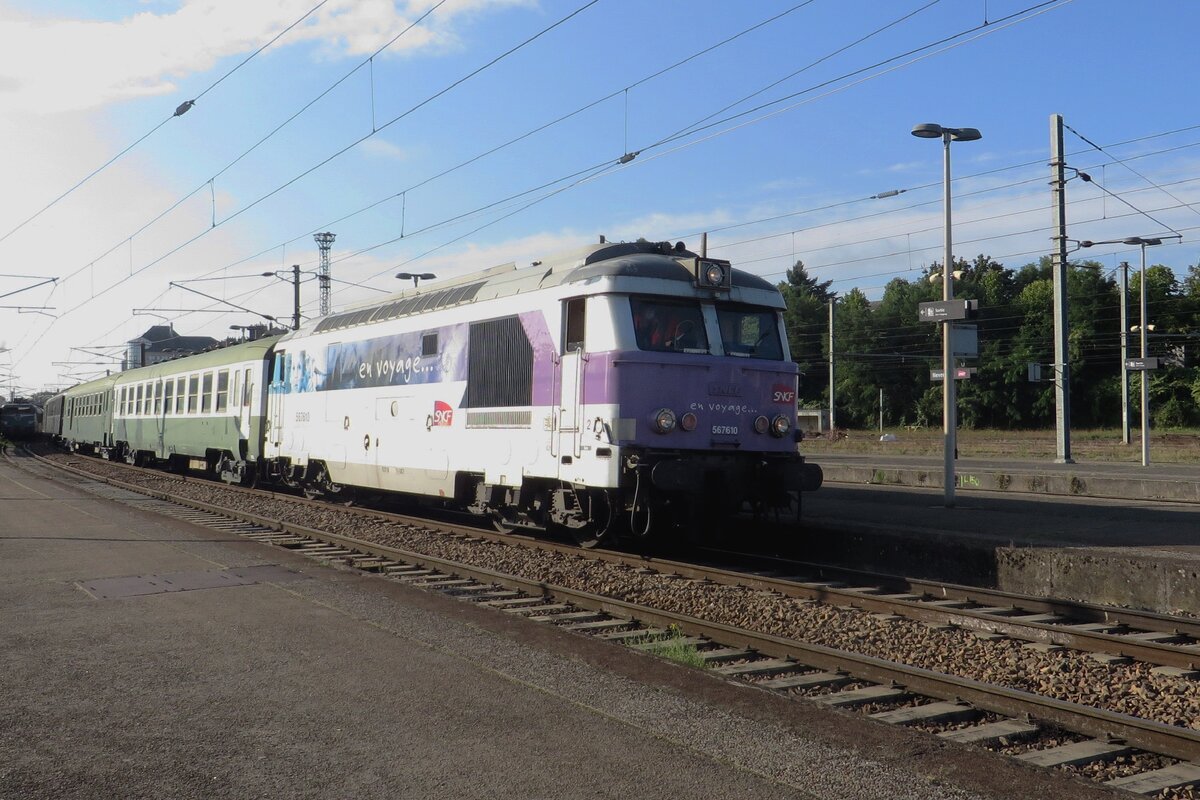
[567,524,603,549]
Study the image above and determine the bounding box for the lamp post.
[1078,234,1179,465]
[262,264,303,330]
[1132,237,1158,466]
[912,123,982,507]
[396,272,436,289]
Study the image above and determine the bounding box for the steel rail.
[26,451,1200,764]
[31,451,1200,670]
[702,547,1200,638]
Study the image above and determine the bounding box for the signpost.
[918,299,978,322]
[930,367,976,382]
[1125,357,1159,371]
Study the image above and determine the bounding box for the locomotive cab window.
[630,298,707,353]
[715,304,784,360]
[564,297,586,353]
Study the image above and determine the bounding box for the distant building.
[124,324,218,370]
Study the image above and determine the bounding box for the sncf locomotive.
[45,239,821,545]
[1,402,40,440]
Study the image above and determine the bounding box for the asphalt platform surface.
[805,452,1200,613]
[0,452,1120,800]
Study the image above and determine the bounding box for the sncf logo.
[771,384,796,404]
[432,400,454,427]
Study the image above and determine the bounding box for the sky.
[1,0,1199,395]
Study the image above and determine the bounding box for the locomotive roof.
[310,240,781,336]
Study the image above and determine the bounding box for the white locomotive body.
[262,240,821,545]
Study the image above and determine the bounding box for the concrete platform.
[803,453,1200,614]
[0,454,1113,800]
[815,452,1200,504]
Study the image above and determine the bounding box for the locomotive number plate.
[711,425,738,435]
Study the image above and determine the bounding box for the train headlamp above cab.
[692,257,732,291]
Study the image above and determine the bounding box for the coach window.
[135,384,144,415]
[564,298,586,353]
[187,375,199,414]
[175,378,185,414]
[421,332,438,357]
[153,381,162,415]
[216,370,229,413]
[164,380,175,415]
[201,372,213,413]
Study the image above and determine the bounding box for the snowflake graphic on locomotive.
[46,239,821,547]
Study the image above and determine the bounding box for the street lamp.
[262,264,303,330]
[396,272,436,288]
[1078,234,1180,465]
[911,123,982,507]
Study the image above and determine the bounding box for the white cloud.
[361,137,411,161]
[0,0,533,115]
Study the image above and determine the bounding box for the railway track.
[16,449,1200,796]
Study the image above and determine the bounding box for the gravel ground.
[44,454,1200,788]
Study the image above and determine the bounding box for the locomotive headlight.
[653,408,677,434]
[693,257,732,291]
[770,414,791,437]
[680,412,698,432]
[753,415,770,434]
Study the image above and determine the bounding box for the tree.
[778,260,834,406]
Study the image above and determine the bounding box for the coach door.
[238,366,254,442]
[155,379,167,457]
[556,298,586,460]
[267,350,287,451]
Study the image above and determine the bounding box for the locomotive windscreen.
[466,316,533,407]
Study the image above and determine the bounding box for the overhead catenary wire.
[1065,121,1200,226]
[14,0,604,367]
[0,0,333,248]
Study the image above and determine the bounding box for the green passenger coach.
[111,336,279,482]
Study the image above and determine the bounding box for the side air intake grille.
[466,317,532,408]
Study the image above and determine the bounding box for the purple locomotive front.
[549,241,822,541]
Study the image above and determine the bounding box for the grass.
[800,427,1200,463]
[635,625,709,670]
